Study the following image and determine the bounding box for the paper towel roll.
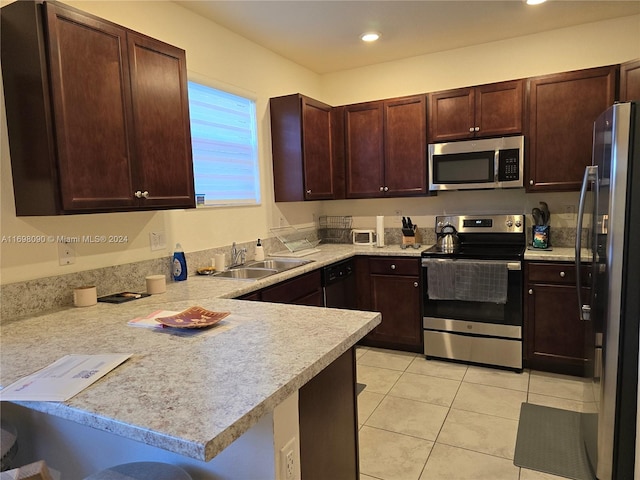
[376,216,385,247]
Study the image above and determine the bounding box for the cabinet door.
[526,283,591,376]
[526,66,617,192]
[620,58,640,101]
[428,88,474,142]
[384,95,427,196]
[368,273,422,351]
[302,97,335,200]
[45,3,137,211]
[260,270,323,305]
[270,94,337,202]
[345,102,385,197]
[128,32,195,209]
[475,80,523,138]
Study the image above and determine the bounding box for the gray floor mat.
[514,402,595,480]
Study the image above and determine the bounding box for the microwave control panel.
[497,149,520,181]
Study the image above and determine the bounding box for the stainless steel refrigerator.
[576,101,640,479]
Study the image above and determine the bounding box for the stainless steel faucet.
[230,242,246,268]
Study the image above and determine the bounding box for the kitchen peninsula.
[0,261,381,478]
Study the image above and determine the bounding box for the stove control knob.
[515,220,522,228]
[506,219,513,228]
[437,221,444,229]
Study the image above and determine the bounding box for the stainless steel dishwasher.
[322,259,357,309]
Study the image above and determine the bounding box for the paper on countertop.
[0,353,132,402]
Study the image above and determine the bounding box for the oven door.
[421,258,523,369]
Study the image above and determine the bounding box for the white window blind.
[188,81,260,206]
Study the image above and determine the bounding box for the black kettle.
[436,224,460,253]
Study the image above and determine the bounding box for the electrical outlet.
[58,241,76,266]
[280,437,298,480]
[394,209,402,224]
[149,231,166,251]
[561,204,576,214]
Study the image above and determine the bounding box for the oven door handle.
[422,258,521,270]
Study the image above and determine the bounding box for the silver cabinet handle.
[560,271,566,278]
[528,289,533,295]
[391,264,396,270]
[474,126,480,132]
[141,191,149,198]
[469,127,474,132]
[134,190,142,198]
[384,186,389,192]
[306,189,312,194]
[413,282,418,287]
[529,180,534,185]
[379,186,384,191]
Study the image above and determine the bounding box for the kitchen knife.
[402,217,407,228]
[407,217,413,228]
[539,202,550,226]
[532,208,543,226]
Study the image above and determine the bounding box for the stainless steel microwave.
[428,136,524,191]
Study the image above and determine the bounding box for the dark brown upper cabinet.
[345,94,427,198]
[1,1,194,215]
[620,58,640,101]
[526,65,617,192]
[428,80,524,142]
[269,94,344,202]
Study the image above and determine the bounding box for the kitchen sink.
[245,258,313,271]
[214,268,278,280]
[212,258,314,281]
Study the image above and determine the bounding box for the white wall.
[1,3,639,284]
[316,14,640,228]
[321,14,640,104]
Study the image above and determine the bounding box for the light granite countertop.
[524,246,591,262]
[0,244,393,462]
[0,242,582,463]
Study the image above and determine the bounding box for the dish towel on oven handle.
[425,259,508,304]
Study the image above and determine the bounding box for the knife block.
[402,229,421,246]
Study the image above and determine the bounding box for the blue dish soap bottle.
[172,243,187,281]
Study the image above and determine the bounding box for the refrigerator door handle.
[576,165,598,321]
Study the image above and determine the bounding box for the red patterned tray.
[155,306,230,329]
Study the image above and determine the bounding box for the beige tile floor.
[356,347,597,480]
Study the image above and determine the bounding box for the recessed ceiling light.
[361,32,381,43]
[526,0,547,4]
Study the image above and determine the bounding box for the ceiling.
[177,1,640,74]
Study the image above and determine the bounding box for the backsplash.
[0,226,587,321]
[0,237,280,321]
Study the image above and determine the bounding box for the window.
[188,81,260,206]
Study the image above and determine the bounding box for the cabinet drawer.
[369,257,419,276]
[527,262,590,285]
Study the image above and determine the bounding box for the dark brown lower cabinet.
[236,270,323,306]
[357,256,423,353]
[525,262,592,376]
[299,348,359,480]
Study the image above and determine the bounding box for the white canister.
[73,285,97,307]
[146,274,167,294]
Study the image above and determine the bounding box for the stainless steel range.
[421,214,526,371]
